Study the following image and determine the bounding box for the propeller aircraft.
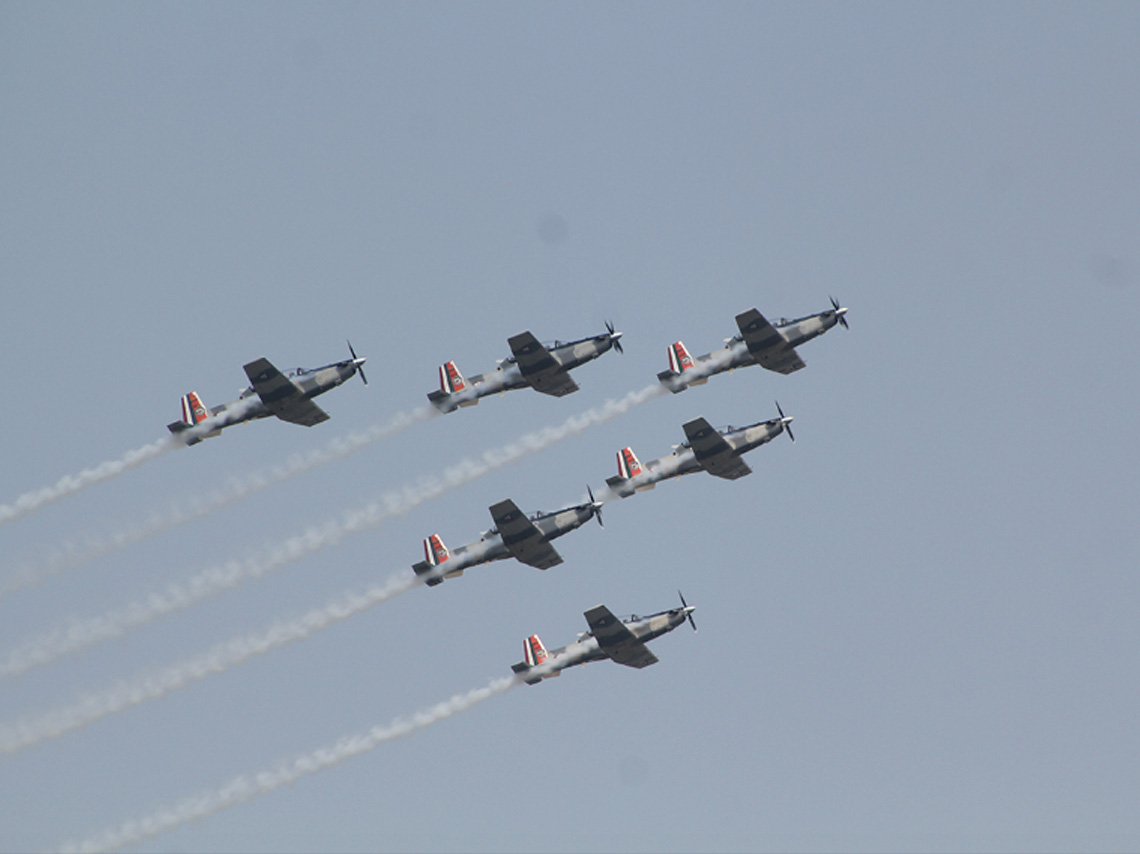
[658,298,847,393]
[605,403,795,497]
[167,342,367,445]
[511,593,697,684]
[428,323,623,413]
[413,489,605,586]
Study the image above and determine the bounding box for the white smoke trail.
[0,437,178,527]
[0,572,421,755]
[0,384,663,681]
[57,675,517,854]
[0,407,434,599]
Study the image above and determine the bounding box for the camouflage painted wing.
[243,358,330,427]
[735,309,806,374]
[584,605,659,668]
[682,417,753,480]
[507,331,580,397]
[489,499,564,569]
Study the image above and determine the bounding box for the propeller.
[605,320,624,354]
[830,295,849,330]
[587,485,605,528]
[347,339,368,385]
[678,590,697,632]
[775,400,795,443]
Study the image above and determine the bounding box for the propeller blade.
[678,589,697,632]
[775,400,795,443]
[830,296,849,330]
[347,339,368,385]
[605,320,624,354]
[587,485,604,528]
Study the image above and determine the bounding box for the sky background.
[2,3,1139,852]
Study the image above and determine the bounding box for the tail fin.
[605,446,654,497]
[524,634,548,667]
[424,533,450,566]
[511,634,553,685]
[167,392,218,443]
[178,392,210,426]
[667,341,695,375]
[428,361,481,412]
[617,446,644,480]
[412,534,454,586]
[440,361,467,394]
[656,341,706,392]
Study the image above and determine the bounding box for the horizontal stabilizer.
[510,661,545,685]
[411,560,445,586]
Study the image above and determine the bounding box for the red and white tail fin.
[423,533,450,567]
[617,446,644,480]
[524,634,549,667]
[667,341,695,375]
[168,391,220,442]
[439,361,467,394]
[180,391,211,426]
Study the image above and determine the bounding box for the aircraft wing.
[243,358,330,427]
[682,417,753,480]
[584,605,659,668]
[508,331,580,397]
[489,499,564,569]
[735,309,806,374]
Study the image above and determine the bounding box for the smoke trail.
[0,437,178,527]
[0,384,663,680]
[0,407,434,599]
[57,675,517,854]
[0,572,421,754]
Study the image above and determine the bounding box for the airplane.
[427,323,623,413]
[167,342,367,445]
[605,403,795,497]
[412,489,604,586]
[657,297,848,393]
[510,593,697,685]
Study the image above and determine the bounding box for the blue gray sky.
[2,3,1138,852]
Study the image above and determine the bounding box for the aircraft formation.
[162,298,848,681]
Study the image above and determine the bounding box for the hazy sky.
[2,3,1138,852]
